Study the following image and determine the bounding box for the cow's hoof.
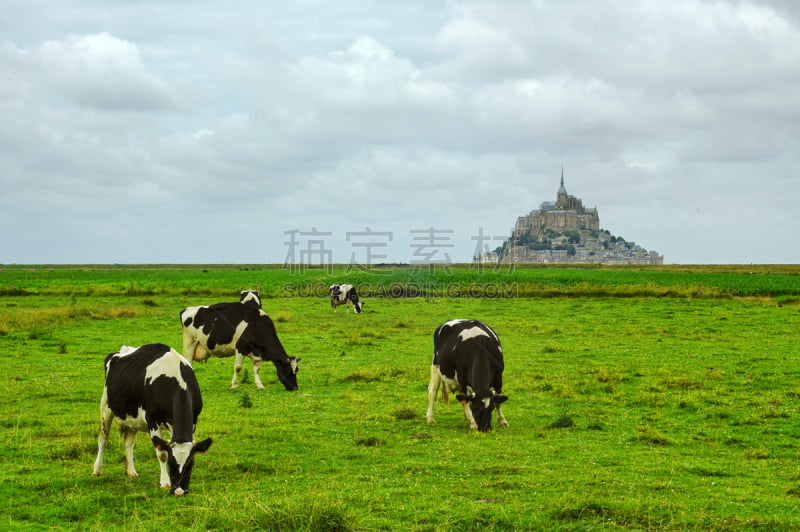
[500,421,509,427]
[426,418,435,424]
[92,470,102,477]
[126,471,139,478]
[231,383,239,389]
[161,483,171,490]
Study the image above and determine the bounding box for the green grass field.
[1,265,799,530]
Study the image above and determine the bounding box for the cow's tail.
[441,386,449,406]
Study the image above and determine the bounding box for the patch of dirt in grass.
[553,502,661,529]
[355,436,385,447]
[547,415,575,429]
[635,426,671,445]
[392,408,417,420]
[682,466,731,478]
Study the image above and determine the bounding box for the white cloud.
[435,15,528,81]
[290,35,455,131]
[36,33,176,111]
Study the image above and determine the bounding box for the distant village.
[476,171,664,265]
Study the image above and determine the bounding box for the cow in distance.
[329,284,363,313]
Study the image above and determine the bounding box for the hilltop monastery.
[481,171,663,265]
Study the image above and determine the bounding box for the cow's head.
[152,437,213,496]
[239,289,262,309]
[275,356,300,391]
[456,392,508,432]
[353,301,364,313]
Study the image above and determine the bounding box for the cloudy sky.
[2,1,798,265]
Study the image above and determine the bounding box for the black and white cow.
[92,344,213,496]
[329,284,363,313]
[180,302,299,390]
[239,289,262,309]
[426,319,509,432]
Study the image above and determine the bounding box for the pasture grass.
[0,265,799,530]
[2,263,799,299]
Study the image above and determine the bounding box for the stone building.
[513,170,600,237]
[491,171,663,265]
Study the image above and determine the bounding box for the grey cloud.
[1,0,799,263]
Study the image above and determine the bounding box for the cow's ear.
[193,438,213,454]
[456,394,471,403]
[494,395,509,405]
[152,436,171,451]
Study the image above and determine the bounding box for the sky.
[2,0,799,265]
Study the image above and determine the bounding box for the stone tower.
[513,171,600,237]
[557,167,567,205]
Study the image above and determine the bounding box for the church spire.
[558,166,567,196]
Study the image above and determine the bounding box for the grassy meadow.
[1,264,799,530]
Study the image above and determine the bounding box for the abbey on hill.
[480,171,663,265]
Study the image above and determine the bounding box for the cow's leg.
[426,365,442,424]
[231,353,245,388]
[92,390,113,476]
[123,428,139,478]
[151,428,171,489]
[496,405,509,427]
[461,401,478,430]
[252,358,265,390]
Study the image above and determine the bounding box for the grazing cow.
[92,344,213,496]
[180,302,299,390]
[239,289,262,309]
[329,284,363,313]
[426,319,509,432]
